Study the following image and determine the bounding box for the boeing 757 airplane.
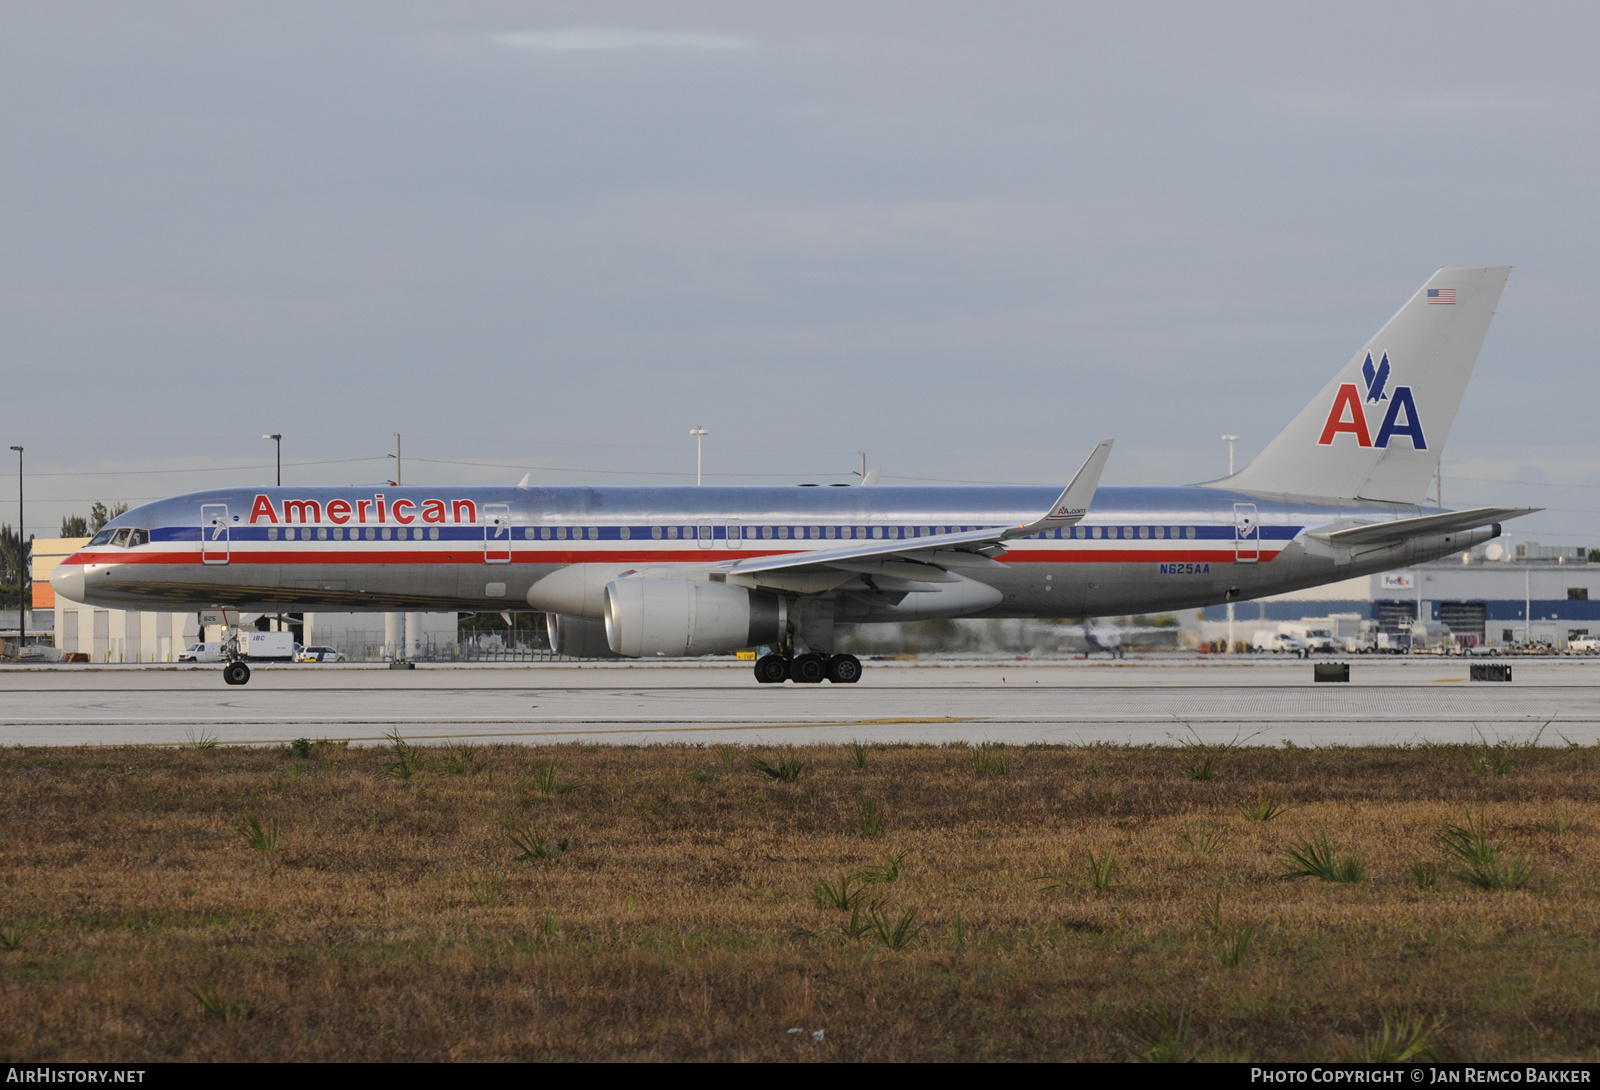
[53,267,1533,685]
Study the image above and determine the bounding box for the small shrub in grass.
[385,729,421,780]
[1182,754,1216,781]
[464,866,507,907]
[1181,823,1232,855]
[1219,925,1256,968]
[1411,862,1438,891]
[1342,1009,1448,1062]
[181,730,218,751]
[1282,832,1364,883]
[1088,848,1117,891]
[855,798,885,838]
[528,760,580,795]
[813,873,867,912]
[507,825,568,862]
[845,740,869,768]
[1240,788,1291,821]
[713,745,736,770]
[187,984,249,1022]
[0,928,21,952]
[972,743,1010,777]
[1123,1005,1194,1063]
[1439,810,1533,891]
[751,752,803,783]
[855,850,906,885]
[239,814,283,854]
[866,905,923,951]
[287,737,313,760]
[442,742,478,776]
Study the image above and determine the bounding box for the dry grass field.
[1,735,1597,1062]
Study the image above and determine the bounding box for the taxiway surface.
[1,657,1595,747]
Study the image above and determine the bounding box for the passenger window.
[1185,526,1196,539]
[556,526,567,539]
[667,526,678,539]
[365,527,376,541]
[1091,526,1102,539]
[650,526,662,539]
[318,528,328,540]
[381,527,391,540]
[778,526,789,539]
[620,526,630,540]
[267,528,279,541]
[1139,526,1149,539]
[589,527,599,540]
[429,527,439,540]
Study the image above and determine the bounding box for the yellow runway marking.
[151,716,980,747]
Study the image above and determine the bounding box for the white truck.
[1252,629,1309,656]
[243,632,298,660]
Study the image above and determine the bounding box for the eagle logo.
[1361,352,1390,403]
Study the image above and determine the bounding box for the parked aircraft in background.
[54,267,1533,685]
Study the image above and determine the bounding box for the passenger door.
[200,504,230,565]
[1233,502,1259,564]
[483,504,511,564]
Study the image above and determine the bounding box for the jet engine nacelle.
[545,613,621,658]
[604,578,786,657]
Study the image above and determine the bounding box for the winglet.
[1004,439,1114,539]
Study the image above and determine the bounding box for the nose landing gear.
[223,660,251,686]
[752,651,862,685]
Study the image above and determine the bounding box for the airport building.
[30,537,458,662]
[1198,539,1599,649]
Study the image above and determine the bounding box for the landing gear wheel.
[826,654,862,684]
[223,661,251,686]
[754,653,790,684]
[790,653,827,684]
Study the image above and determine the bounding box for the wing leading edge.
[727,440,1114,579]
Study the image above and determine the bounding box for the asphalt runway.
[2,656,1598,747]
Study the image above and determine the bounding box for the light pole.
[9,446,22,650]
[1221,435,1239,476]
[689,426,708,486]
[263,434,282,486]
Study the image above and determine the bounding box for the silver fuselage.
[53,484,1489,621]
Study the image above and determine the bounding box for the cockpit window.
[129,529,150,547]
[110,528,132,547]
[88,530,114,547]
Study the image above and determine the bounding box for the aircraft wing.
[1305,505,1538,547]
[726,440,1114,580]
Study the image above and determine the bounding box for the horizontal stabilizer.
[1307,506,1538,547]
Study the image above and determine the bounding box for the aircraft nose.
[51,564,86,605]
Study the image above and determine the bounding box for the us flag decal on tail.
[1427,288,1456,305]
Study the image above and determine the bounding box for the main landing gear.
[223,660,251,686]
[754,652,862,685]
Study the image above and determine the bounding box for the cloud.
[491,28,751,53]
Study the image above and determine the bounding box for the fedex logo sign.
[1317,352,1426,450]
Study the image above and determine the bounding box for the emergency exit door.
[483,504,511,563]
[200,504,230,565]
[1233,503,1259,563]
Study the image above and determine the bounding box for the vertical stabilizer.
[1211,266,1510,504]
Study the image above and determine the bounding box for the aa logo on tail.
[1317,352,1426,450]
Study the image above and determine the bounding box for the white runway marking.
[1,658,1595,747]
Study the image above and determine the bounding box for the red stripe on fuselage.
[66,546,1280,567]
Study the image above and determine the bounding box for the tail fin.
[1210,266,1510,504]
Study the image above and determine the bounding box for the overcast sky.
[2,2,1598,543]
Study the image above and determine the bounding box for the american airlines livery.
[53,267,1534,685]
